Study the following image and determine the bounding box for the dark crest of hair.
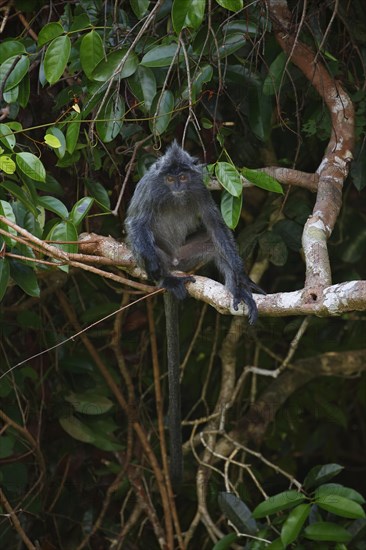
[155,141,202,176]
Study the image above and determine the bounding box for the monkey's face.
[164,172,191,195]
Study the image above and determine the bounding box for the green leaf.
[212,533,238,550]
[10,261,40,297]
[141,44,181,67]
[69,13,91,32]
[314,395,348,427]
[172,0,206,33]
[56,150,81,168]
[0,55,29,92]
[281,504,310,546]
[70,197,94,226]
[150,90,174,135]
[0,258,10,302]
[315,483,365,505]
[273,219,302,252]
[0,435,15,458]
[3,85,19,103]
[0,181,38,217]
[96,93,124,143]
[241,167,283,193]
[37,196,69,219]
[223,20,258,34]
[182,64,213,102]
[215,0,243,10]
[263,52,287,95]
[85,179,111,210]
[0,155,16,174]
[215,162,242,197]
[213,33,246,60]
[259,232,288,266]
[89,431,124,452]
[46,127,66,159]
[130,0,150,19]
[66,112,81,153]
[218,492,257,535]
[0,200,17,247]
[92,47,138,81]
[303,522,351,543]
[16,152,46,182]
[252,491,306,518]
[0,123,16,150]
[44,35,71,85]
[128,65,157,111]
[46,220,78,268]
[44,174,63,195]
[192,64,213,100]
[315,494,365,519]
[24,211,43,238]
[6,121,22,132]
[18,73,30,108]
[80,30,105,79]
[201,117,213,129]
[304,464,344,491]
[247,83,273,142]
[65,391,113,415]
[266,539,285,550]
[59,415,95,443]
[221,191,242,229]
[0,40,25,64]
[15,241,36,264]
[38,22,64,46]
[44,134,61,149]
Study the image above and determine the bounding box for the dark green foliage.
[0,0,366,548]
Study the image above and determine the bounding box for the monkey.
[125,141,264,488]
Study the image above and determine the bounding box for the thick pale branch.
[2,219,363,319]
[266,0,355,294]
[79,233,366,318]
[259,167,318,192]
[189,278,366,317]
[207,168,318,193]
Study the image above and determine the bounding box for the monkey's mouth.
[172,190,186,196]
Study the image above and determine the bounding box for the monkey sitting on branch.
[125,141,264,488]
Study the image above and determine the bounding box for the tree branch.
[78,233,366,317]
[265,0,355,297]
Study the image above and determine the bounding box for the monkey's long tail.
[164,292,183,490]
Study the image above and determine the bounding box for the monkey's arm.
[199,198,264,323]
[126,217,163,281]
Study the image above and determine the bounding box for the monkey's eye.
[166,175,175,184]
[179,173,188,182]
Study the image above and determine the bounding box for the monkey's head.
[152,141,203,196]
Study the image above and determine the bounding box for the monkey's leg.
[176,232,215,271]
[164,292,183,490]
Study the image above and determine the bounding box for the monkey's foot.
[161,275,195,300]
[233,288,258,325]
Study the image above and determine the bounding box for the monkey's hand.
[161,275,195,300]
